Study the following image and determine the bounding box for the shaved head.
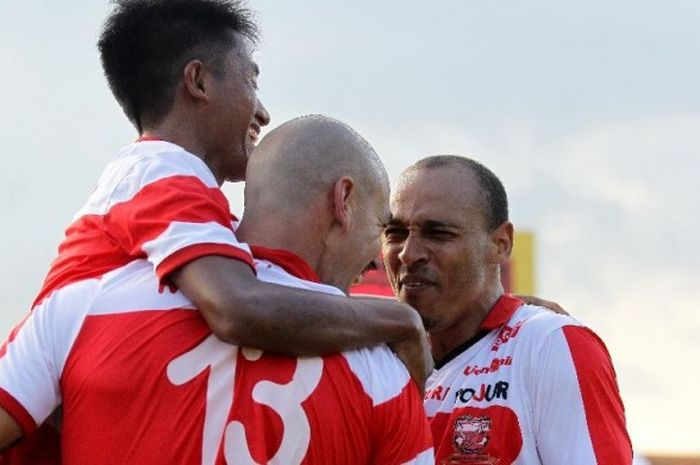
[238,115,391,290]
[244,115,388,218]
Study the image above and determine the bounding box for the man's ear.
[182,60,210,103]
[489,221,513,264]
[332,176,355,232]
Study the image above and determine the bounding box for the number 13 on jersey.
[167,335,323,465]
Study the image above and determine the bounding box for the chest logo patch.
[439,405,522,465]
[453,415,491,454]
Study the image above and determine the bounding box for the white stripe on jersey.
[92,260,196,315]
[141,220,248,269]
[341,347,411,406]
[252,259,346,296]
[75,141,218,218]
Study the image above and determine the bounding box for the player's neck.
[141,116,215,182]
[429,286,504,363]
[237,210,325,280]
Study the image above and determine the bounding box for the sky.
[1,0,699,455]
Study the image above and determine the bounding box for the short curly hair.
[98,0,258,132]
[409,155,509,231]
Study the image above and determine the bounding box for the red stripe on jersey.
[157,243,255,281]
[102,175,236,255]
[370,380,433,464]
[34,214,124,306]
[35,175,245,306]
[480,294,524,330]
[0,388,37,435]
[562,326,633,464]
[250,246,319,283]
[0,314,31,359]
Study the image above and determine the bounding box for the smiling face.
[383,166,495,333]
[344,181,392,291]
[205,32,270,182]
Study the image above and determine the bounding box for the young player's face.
[207,32,270,182]
[383,167,492,333]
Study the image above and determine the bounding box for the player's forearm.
[0,407,22,452]
[205,282,423,355]
[172,256,423,354]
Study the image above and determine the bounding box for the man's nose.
[397,234,428,266]
[255,98,271,127]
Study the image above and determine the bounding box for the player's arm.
[532,325,632,464]
[0,407,22,452]
[107,168,431,385]
[0,306,66,454]
[515,294,568,315]
[171,256,432,387]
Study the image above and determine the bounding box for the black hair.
[411,155,509,231]
[98,0,258,132]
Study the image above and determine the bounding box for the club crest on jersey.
[453,415,491,454]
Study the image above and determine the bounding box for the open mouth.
[399,275,435,291]
[247,126,260,144]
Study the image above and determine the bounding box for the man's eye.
[383,228,407,240]
[430,230,455,240]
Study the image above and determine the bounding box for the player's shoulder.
[93,259,195,314]
[341,345,412,406]
[118,140,218,185]
[511,303,588,341]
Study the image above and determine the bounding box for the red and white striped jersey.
[0,245,434,464]
[0,139,253,464]
[424,295,632,465]
[33,139,253,310]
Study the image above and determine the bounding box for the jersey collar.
[480,294,525,330]
[250,246,321,283]
[135,135,163,142]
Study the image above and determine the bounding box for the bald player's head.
[244,115,388,215]
[239,115,390,291]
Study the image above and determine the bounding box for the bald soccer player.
[383,155,632,464]
[0,116,434,465]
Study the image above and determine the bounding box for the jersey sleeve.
[101,155,254,281]
[531,325,632,465]
[0,312,61,436]
[0,279,94,437]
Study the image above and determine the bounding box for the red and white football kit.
[0,139,253,464]
[0,243,433,464]
[424,295,632,465]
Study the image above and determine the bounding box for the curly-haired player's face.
[383,167,493,333]
[207,32,270,182]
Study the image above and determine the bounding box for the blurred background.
[1,1,698,461]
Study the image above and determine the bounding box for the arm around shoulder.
[171,255,428,358]
[0,407,22,452]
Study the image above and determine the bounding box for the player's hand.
[388,324,433,393]
[351,295,433,391]
[516,294,569,316]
